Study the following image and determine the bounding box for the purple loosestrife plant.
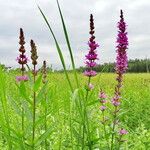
[16,28,29,82]
[110,10,128,150]
[16,28,29,139]
[82,14,99,149]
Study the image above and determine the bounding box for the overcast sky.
[0,0,150,69]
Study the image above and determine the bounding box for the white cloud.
[0,0,150,69]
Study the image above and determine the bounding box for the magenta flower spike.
[84,14,99,77]
[115,10,128,75]
[16,28,29,82]
[112,10,129,106]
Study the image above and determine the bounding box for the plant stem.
[102,111,110,150]
[82,77,92,149]
[32,65,36,149]
[110,106,118,150]
[44,93,48,150]
[117,135,122,150]
[21,60,25,139]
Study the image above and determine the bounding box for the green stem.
[21,105,24,140]
[82,77,92,149]
[117,135,122,150]
[21,64,25,140]
[32,65,36,149]
[44,93,48,150]
[110,106,118,150]
[102,111,110,150]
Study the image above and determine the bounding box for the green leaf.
[16,82,32,105]
[36,81,48,105]
[33,75,42,92]
[35,127,53,147]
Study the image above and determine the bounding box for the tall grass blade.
[56,0,79,88]
[38,6,73,92]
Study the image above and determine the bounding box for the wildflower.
[16,75,29,82]
[16,28,29,81]
[84,70,97,77]
[119,129,128,135]
[99,91,107,99]
[111,95,121,106]
[115,10,128,75]
[100,106,107,111]
[17,28,28,72]
[84,14,99,77]
[16,54,29,64]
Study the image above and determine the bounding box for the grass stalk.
[56,0,79,89]
[44,93,48,150]
[38,6,73,92]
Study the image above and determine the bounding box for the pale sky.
[0,0,150,69]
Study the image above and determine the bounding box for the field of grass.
[0,68,150,149]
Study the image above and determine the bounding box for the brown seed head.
[19,28,26,53]
[42,60,47,84]
[30,39,38,65]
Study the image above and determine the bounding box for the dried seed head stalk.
[30,39,38,147]
[42,60,47,84]
[30,40,38,76]
[30,40,38,66]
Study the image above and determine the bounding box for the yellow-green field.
[0,71,150,149]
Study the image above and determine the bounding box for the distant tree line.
[0,59,150,73]
[77,59,150,73]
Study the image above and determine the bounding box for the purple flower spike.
[119,129,128,135]
[115,10,128,74]
[84,14,99,77]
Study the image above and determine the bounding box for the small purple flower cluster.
[84,14,99,77]
[119,128,128,135]
[16,75,29,82]
[16,54,29,65]
[111,95,121,106]
[115,10,128,74]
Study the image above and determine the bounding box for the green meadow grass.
[0,70,150,149]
